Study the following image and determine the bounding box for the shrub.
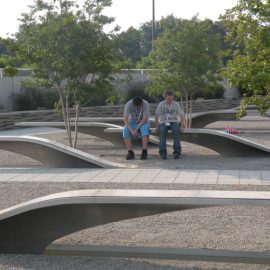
[193,83,225,99]
[14,89,58,110]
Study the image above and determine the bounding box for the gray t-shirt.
[155,100,184,124]
[123,99,150,122]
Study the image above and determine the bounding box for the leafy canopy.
[146,17,222,99]
[221,0,270,115]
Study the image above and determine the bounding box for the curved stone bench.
[104,127,270,157]
[71,117,125,126]
[175,128,270,157]
[15,122,125,146]
[71,109,238,128]
[0,135,129,168]
[0,189,270,265]
[15,122,152,147]
[15,122,270,156]
[191,109,238,128]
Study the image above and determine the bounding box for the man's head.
[132,96,143,108]
[164,90,174,104]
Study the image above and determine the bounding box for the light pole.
[152,0,155,50]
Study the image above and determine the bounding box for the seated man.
[155,90,185,159]
[123,96,150,160]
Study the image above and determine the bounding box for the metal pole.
[152,0,155,50]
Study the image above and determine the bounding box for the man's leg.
[139,122,150,160]
[123,125,135,160]
[159,123,168,159]
[171,122,181,159]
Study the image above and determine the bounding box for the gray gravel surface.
[0,113,270,269]
[0,182,270,270]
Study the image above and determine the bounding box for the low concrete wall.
[0,99,240,131]
[0,76,31,111]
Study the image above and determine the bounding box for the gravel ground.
[0,113,270,269]
[0,182,270,270]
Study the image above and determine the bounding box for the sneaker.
[173,152,180,159]
[140,149,148,160]
[160,153,167,160]
[126,150,135,160]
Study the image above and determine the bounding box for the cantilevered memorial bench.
[0,135,129,168]
[14,121,154,148]
[70,108,238,128]
[0,189,270,265]
[15,122,270,157]
[104,127,270,157]
[191,109,238,128]
[15,122,125,146]
[71,117,125,126]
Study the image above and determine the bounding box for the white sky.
[0,0,238,38]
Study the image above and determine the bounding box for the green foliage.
[14,0,115,147]
[111,27,143,65]
[75,78,113,106]
[193,82,225,99]
[0,38,9,55]
[143,17,223,127]
[221,0,270,114]
[15,78,59,110]
[3,66,18,77]
[0,56,11,68]
[16,0,114,94]
[14,89,58,110]
[111,15,174,68]
[146,18,223,99]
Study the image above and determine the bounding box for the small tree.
[221,0,270,116]
[146,17,222,127]
[15,0,114,147]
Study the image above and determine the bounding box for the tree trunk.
[73,101,80,149]
[58,87,72,147]
[65,96,73,147]
[189,98,193,128]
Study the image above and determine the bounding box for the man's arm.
[180,114,185,132]
[123,101,136,136]
[123,116,134,133]
[155,103,161,134]
[175,102,185,132]
[135,101,150,132]
[135,115,148,131]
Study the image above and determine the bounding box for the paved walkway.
[1,123,270,186]
[1,168,270,185]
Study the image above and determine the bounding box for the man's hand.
[131,129,138,137]
[179,122,185,133]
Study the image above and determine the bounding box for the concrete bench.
[15,122,270,156]
[105,127,270,157]
[14,121,153,147]
[0,135,129,168]
[15,122,125,146]
[0,189,270,265]
[191,109,238,128]
[71,109,238,128]
[71,117,125,126]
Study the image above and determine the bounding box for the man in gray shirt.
[123,96,150,160]
[155,90,185,159]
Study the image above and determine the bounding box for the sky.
[0,0,239,38]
